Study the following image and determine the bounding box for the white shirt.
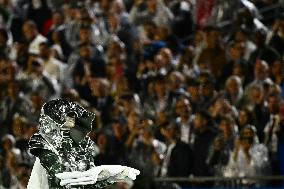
[43,58,67,83]
[161,142,176,177]
[28,34,47,55]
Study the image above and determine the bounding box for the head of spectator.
[154,75,168,98]
[110,0,126,15]
[235,8,254,29]
[127,110,140,132]
[210,96,238,120]
[156,26,171,42]
[268,83,282,97]
[159,48,173,67]
[107,36,126,61]
[1,134,16,152]
[270,60,283,84]
[219,116,236,142]
[0,56,14,85]
[118,93,139,116]
[161,123,180,143]
[140,119,155,144]
[79,25,93,46]
[155,110,169,126]
[267,93,281,115]
[11,114,27,138]
[51,10,64,28]
[193,110,212,133]
[95,130,109,153]
[101,0,114,14]
[175,97,192,119]
[194,30,206,47]
[186,78,200,103]
[199,71,215,98]
[168,71,185,92]
[232,61,250,80]
[51,29,65,45]
[145,0,158,13]
[254,29,267,47]
[108,12,121,31]
[27,57,44,77]
[254,60,269,81]
[30,91,44,110]
[178,46,195,69]
[204,26,221,49]
[112,118,127,140]
[142,21,158,42]
[234,27,250,43]
[229,42,245,62]
[225,75,243,105]
[249,84,264,105]
[39,42,51,61]
[79,44,94,60]
[238,108,255,129]
[89,78,110,98]
[239,125,258,150]
[22,20,38,42]
[75,7,92,25]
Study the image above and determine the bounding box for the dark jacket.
[192,128,217,176]
[168,140,194,177]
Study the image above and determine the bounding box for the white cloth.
[56,165,140,186]
[27,159,140,188]
[28,34,47,55]
[160,142,176,177]
[27,158,49,189]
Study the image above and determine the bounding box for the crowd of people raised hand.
[0,0,284,188]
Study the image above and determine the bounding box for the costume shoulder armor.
[29,133,52,157]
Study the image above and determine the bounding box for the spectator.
[38,42,66,84]
[192,110,217,177]
[129,0,173,27]
[224,75,244,107]
[197,26,227,79]
[175,97,193,144]
[160,123,193,180]
[224,125,270,187]
[264,93,283,177]
[249,29,280,66]
[22,20,47,55]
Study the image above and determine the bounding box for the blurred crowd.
[0,0,284,188]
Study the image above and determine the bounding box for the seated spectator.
[224,75,244,107]
[39,42,67,84]
[237,107,256,131]
[175,97,193,144]
[197,26,227,79]
[129,0,173,27]
[267,15,284,57]
[249,29,280,66]
[22,20,47,55]
[0,81,32,137]
[224,125,270,187]
[233,27,256,61]
[192,110,217,177]
[16,56,58,100]
[160,123,193,185]
[128,119,166,189]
